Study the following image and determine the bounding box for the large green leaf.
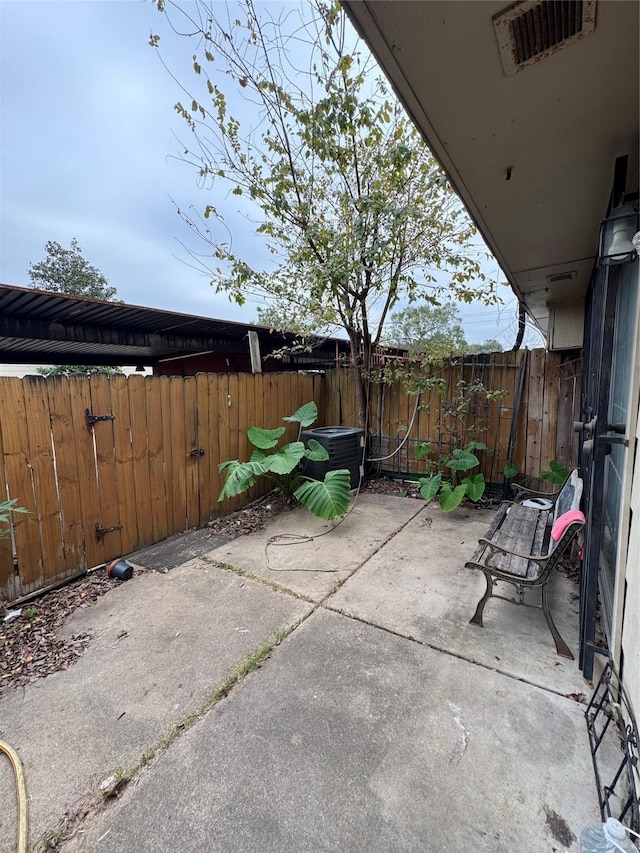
[540,459,569,484]
[282,401,318,428]
[465,440,488,452]
[461,473,485,502]
[0,498,29,537]
[294,469,351,519]
[247,425,286,449]
[303,438,329,462]
[264,441,305,474]
[439,483,468,512]
[418,473,442,502]
[446,448,479,471]
[218,458,266,500]
[503,460,520,479]
[415,442,432,460]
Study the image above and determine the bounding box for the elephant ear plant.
[415,440,487,512]
[218,402,351,521]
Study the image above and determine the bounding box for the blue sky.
[0,1,537,347]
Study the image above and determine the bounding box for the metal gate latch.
[188,448,205,457]
[85,408,115,427]
[95,523,123,541]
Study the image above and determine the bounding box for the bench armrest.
[479,538,550,563]
[510,483,559,500]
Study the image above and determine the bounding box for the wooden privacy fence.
[325,349,582,485]
[0,351,580,603]
[0,372,324,603]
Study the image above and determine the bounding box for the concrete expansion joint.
[29,619,302,853]
[202,556,315,602]
[325,604,582,703]
[316,500,426,607]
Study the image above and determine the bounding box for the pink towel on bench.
[551,509,586,542]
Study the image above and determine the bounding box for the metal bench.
[465,469,584,659]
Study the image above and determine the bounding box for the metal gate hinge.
[85,408,115,427]
[95,523,123,541]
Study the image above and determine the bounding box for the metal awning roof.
[0,283,348,367]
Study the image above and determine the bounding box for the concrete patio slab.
[206,494,425,602]
[61,608,598,853]
[328,502,588,696]
[0,563,311,852]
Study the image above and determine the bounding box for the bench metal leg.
[469,570,493,627]
[541,584,573,660]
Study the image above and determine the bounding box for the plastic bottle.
[580,818,637,852]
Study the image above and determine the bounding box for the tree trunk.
[353,365,368,430]
[348,334,368,430]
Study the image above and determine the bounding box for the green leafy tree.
[28,239,117,300]
[386,303,467,358]
[151,0,496,427]
[464,338,503,354]
[29,239,120,376]
[36,365,124,378]
[255,306,332,338]
[386,304,503,358]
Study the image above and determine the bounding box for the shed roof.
[0,283,348,368]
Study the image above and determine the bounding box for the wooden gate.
[0,372,324,603]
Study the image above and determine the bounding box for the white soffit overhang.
[343,0,640,335]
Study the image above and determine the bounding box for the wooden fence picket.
[46,377,84,577]
[128,375,155,549]
[0,378,43,596]
[195,373,212,527]
[67,377,104,570]
[0,384,16,601]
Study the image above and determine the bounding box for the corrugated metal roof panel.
[0,282,350,366]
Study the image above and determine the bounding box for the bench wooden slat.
[473,505,550,579]
[469,502,510,563]
[490,505,541,577]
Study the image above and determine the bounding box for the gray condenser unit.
[300,426,365,490]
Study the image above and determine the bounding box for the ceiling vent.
[546,270,578,284]
[493,0,597,77]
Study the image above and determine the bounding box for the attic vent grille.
[493,0,596,77]
[547,270,578,284]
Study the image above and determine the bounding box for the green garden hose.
[0,739,27,853]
